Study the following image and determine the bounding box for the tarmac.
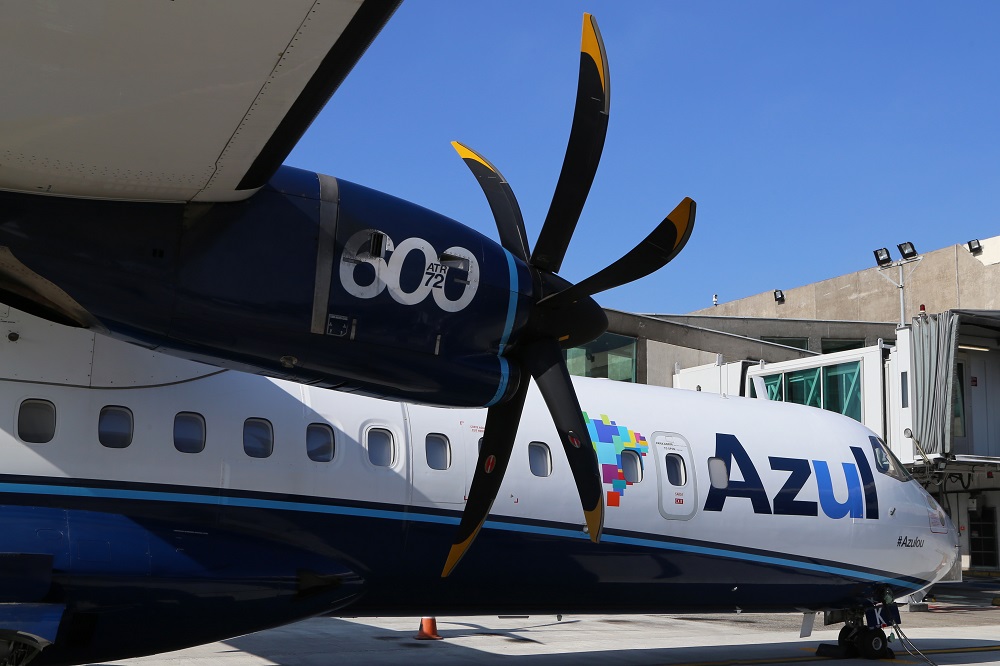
[111,577,1000,666]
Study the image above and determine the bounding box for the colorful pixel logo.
[583,412,648,508]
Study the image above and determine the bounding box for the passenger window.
[18,399,55,444]
[426,433,451,470]
[368,428,395,467]
[708,456,729,489]
[528,441,552,477]
[621,449,643,483]
[664,453,687,486]
[306,423,336,462]
[174,412,206,454]
[243,418,273,459]
[99,406,133,449]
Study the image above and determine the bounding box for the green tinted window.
[823,362,861,422]
[764,374,783,401]
[786,368,821,408]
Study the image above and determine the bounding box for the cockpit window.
[869,436,912,482]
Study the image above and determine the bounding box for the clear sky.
[288,1,1000,315]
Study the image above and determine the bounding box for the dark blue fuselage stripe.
[485,248,518,407]
[0,480,927,590]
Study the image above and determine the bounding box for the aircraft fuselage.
[0,309,958,665]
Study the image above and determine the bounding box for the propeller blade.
[441,374,530,578]
[538,197,696,311]
[522,338,604,542]
[451,141,531,263]
[531,13,610,274]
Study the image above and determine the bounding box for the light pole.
[873,243,922,328]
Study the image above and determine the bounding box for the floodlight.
[897,242,918,260]
[773,289,785,303]
[873,247,892,267]
[968,239,983,255]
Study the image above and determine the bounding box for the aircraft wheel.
[855,627,887,660]
[837,625,859,657]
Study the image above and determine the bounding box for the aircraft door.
[652,432,697,520]
[407,408,470,506]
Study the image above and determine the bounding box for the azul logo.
[704,434,879,519]
[339,230,480,312]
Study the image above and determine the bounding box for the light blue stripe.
[485,248,519,407]
[0,481,924,589]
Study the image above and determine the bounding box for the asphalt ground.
[109,577,1000,666]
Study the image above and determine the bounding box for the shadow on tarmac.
[216,615,1000,666]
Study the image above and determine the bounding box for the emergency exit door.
[652,432,697,520]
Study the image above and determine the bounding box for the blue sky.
[288,1,1000,315]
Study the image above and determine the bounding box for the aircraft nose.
[927,493,961,583]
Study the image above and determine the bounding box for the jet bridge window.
[173,412,206,454]
[306,423,336,462]
[99,406,133,449]
[368,427,395,467]
[18,399,56,444]
[528,441,553,477]
[243,418,273,459]
[425,433,451,470]
[621,449,643,483]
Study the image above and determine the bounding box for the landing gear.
[0,637,43,666]
[855,627,888,660]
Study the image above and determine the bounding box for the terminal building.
[571,234,1000,574]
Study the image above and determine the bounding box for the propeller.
[442,13,696,578]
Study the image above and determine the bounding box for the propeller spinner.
[442,13,696,577]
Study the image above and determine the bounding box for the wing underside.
[0,0,399,203]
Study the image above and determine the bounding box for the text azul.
[704,433,879,520]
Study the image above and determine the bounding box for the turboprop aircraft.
[0,306,960,665]
[0,3,960,665]
[0,0,695,571]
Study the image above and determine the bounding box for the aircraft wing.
[0,1,399,203]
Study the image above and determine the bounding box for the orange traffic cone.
[415,616,443,640]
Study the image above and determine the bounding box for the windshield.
[869,436,912,482]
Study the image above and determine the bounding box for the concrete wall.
[690,236,1000,323]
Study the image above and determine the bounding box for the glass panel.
[563,332,637,382]
[869,436,912,482]
[821,338,865,354]
[174,412,205,454]
[621,449,642,483]
[823,361,862,422]
[528,441,552,477]
[761,336,809,351]
[708,457,729,489]
[664,454,687,486]
[786,368,821,408]
[763,374,784,401]
[426,433,451,470]
[368,428,394,467]
[99,406,133,449]
[306,423,335,462]
[18,399,55,444]
[243,418,273,458]
[952,363,966,438]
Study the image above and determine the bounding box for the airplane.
[0,305,960,665]
[0,0,695,571]
[0,2,960,664]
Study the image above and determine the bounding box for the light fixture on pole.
[872,243,922,328]
[897,242,918,260]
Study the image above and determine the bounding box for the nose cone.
[925,490,962,584]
